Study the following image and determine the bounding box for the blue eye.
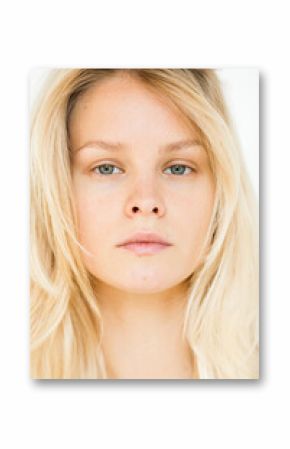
[164,164,193,175]
[92,163,193,176]
[93,164,123,175]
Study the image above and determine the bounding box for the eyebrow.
[74,139,203,154]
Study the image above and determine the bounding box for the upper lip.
[117,232,172,246]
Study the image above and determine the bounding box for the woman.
[30,68,259,379]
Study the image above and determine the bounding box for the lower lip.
[118,242,172,255]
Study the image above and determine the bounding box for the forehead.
[68,73,200,150]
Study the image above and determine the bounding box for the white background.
[0,1,287,448]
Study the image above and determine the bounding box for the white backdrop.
[218,69,259,196]
[0,1,288,448]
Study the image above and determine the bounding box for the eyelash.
[90,163,196,177]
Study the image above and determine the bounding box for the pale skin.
[69,72,215,379]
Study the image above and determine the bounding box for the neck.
[94,278,190,329]
[93,279,197,379]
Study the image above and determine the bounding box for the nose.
[124,177,165,218]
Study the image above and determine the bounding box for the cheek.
[73,184,116,247]
[176,180,215,251]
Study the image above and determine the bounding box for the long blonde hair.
[30,68,259,379]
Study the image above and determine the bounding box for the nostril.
[131,206,159,214]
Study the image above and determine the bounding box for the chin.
[113,271,181,294]
[115,283,170,295]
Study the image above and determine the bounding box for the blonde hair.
[30,68,259,379]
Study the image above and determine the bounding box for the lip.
[116,232,173,256]
[117,232,172,246]
[118,242,172,256]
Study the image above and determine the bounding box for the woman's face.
[69,73,215,294]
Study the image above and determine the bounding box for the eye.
[91,163,194,176]
[92,163,123,175]
[164,164,194,176]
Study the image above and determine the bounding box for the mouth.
[117,242,172,256]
